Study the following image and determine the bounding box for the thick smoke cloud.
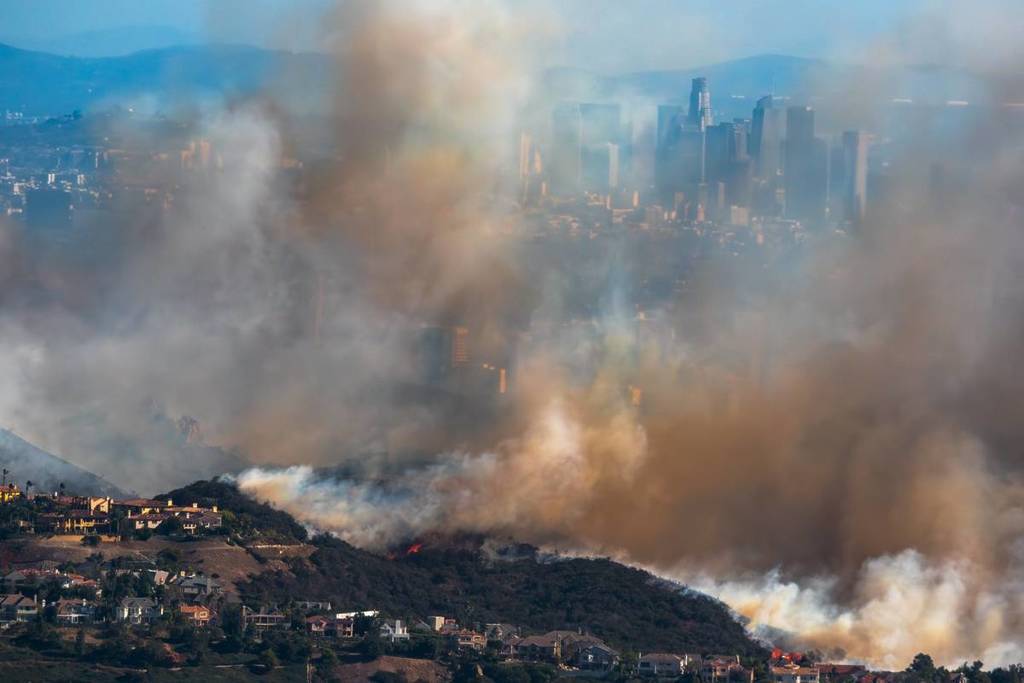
[4,0,1024,669]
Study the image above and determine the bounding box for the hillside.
[163,479,763,656]
[242,534,764,655]
[0,429,127,497]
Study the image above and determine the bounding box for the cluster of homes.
[0,569,907,683]
[0,560,224,631]
[34,495,223,537]
[0,475,224,538]
[633,651,870,682]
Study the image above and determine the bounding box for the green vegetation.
[241,534,764,656]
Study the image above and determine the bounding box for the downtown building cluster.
[528,77,871,231]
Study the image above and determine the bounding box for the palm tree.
[25,480,32,498]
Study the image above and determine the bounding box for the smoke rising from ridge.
[3,0,1024,668]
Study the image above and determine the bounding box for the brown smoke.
[232,1,1024,668]
[5,0,1024,668]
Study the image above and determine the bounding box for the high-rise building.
[656,105,686,201]
[550,104,582,194]
[551,103,624,195]
[750,95,785,179]
[688,77,712,131]
[784,106,828,225]
[581,142,620,193]
[842,131,869,225]
[705,122,752,210]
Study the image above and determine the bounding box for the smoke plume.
[4,0,1024,668]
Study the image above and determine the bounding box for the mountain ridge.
[0,428,128,497]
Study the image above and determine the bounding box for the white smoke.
[682,551,1024,669]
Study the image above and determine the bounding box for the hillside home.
[772,665,821,683]
[118,597,163,625]
[380,619,410,642]
[640,653,687,677]
[575,641,621,671]
[242,605,288,631]
[56,598,99,625]
[179,604,213,627]
[0,594,38,623]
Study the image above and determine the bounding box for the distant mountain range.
[0,26,201,58]
[0,43,1004,119]
[0,42,330,116]
[0,429,127,497]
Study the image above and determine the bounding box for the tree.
[156,516,184,536]
[257,647,279,673]
[75,628,86,656]
[317,647,339,677]
[361,634,382,659]
[908,654,938,682]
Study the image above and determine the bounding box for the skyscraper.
[688,77,712,131]
[655,105,686,201]
[706,121,752,210]
[784,106,828,225]
[553,103,624,195]
[551,104,582,194]
[750,95,785,179]
[842,130,869,225]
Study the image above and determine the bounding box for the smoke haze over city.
[2,0,1024,672]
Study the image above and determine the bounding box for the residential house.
[575,641,620,671]
[242,606,288,631]
[306,615,331,636]
[295,600,333,612]
[4,568,55,590]
[333,616,356,639]
[0,483,20,503]
[704,655,745,682]
[55,495,111,514]
[37,511,111,535]
[146,569,171,586]
[484,623,519,640]
[335,610,379,619]
[113,498,170,516]
[179,604,213,628]
[129,513,172,532]
[178,511,223,535]
[118,597,163,625]
[173,574,222,601]
[56,598,98,625]
[427,615,458,633]
[451,629,488,651]
[640,653,687,677]
[515,631,617,667]
[0,594,38,623]
[817,665,867,683]
[380,619,410,642]
[772,665,821,683]
[515,632,563,663]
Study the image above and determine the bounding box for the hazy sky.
[0,0,938,69]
